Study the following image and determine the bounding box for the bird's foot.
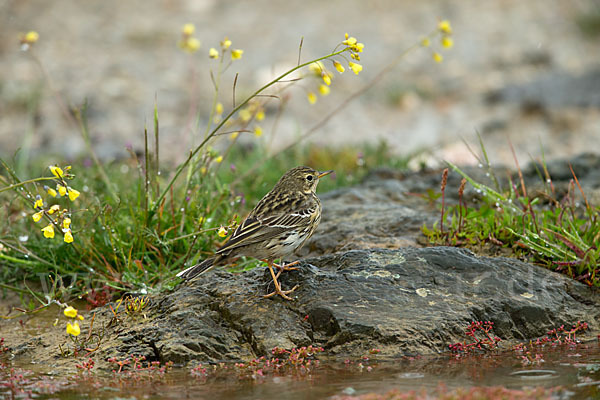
[264,260,298,300]
[273,260,300,272]
[263,284,299,300]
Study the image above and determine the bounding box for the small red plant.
[107,355,173,380]
[342,349,381,372]
[0,366,71,398]
[190,364,208,378]
[513,321,589,365]
[75,358,95,373]
[0,338,8,354]
[85,285,114,309]
[449,321,501,354]
[518,351,544,366]
[191,345,325,381]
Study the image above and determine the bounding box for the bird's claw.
[263,284,299,300]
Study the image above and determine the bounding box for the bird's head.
[276,166,333,193]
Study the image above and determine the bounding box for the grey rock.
[300,177,436,256]
[101,246,599,365]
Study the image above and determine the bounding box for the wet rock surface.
[101,246,599,366]
[300,173,438,256]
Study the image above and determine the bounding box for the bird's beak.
[318,170,334,178]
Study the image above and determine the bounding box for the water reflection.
[2,342,600,399]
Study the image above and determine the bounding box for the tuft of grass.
[0,137,408,305]
[423,138,600,286]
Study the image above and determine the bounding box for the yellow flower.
[352,43,364,53]
[32,211,43,222]
[215,102,224,114]
[42,224,54,239]
[67,187,80,201]
[333,61,345,74]
[34,196,43,209]
[433,52,443,63]
[198,216,206,226]
[319,84,330,96]
[221,37,232,49]
[217,226,228,237]
[256,110,265,121]
[239,108,251,122]
[348,61,362,75]
[322,73,332,86]
[48,204,60,215]
[57,184,67,197]
[343,36,357,46]
[66,321,80,336]
[307,92,317,104]
[215,155,223,163]
[309,61,324,76]
[441,36,454,48]
[64,306,78,318]
[231,49,243,60]
[63,217,71,230]
[209,47,219,59]
[45,185,57,197]
[254,126,263,137]
[184,38,201,53]
[420,37,431,47]
[182,23,195,36]
[24,31,39,44]
[350,53,360,61]
[438,20,452,34]
[230,131,239,140]
[49,165,64,178]
[200,166,207,175]
[64,230,74,243]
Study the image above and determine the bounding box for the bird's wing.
[216,206,317,256]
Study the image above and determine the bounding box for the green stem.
[165,227,220,244]
[0,253,38,265]
[0,283,31,295]
[149,48,349,220]
[0,176,56,193]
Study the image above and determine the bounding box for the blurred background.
[1,0,600,168]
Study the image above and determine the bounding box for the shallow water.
[3,341,600,399]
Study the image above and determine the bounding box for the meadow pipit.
[177,166,333,300]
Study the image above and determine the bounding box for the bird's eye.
[306,175,314,182]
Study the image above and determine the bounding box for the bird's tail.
[176,258,215,280]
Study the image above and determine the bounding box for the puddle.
[2,342,600,399]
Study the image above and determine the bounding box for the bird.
[177,166,333,300]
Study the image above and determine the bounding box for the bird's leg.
[261,259,300,279]
[263,259,298,300]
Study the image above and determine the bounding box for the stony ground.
[2,0,600,166]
